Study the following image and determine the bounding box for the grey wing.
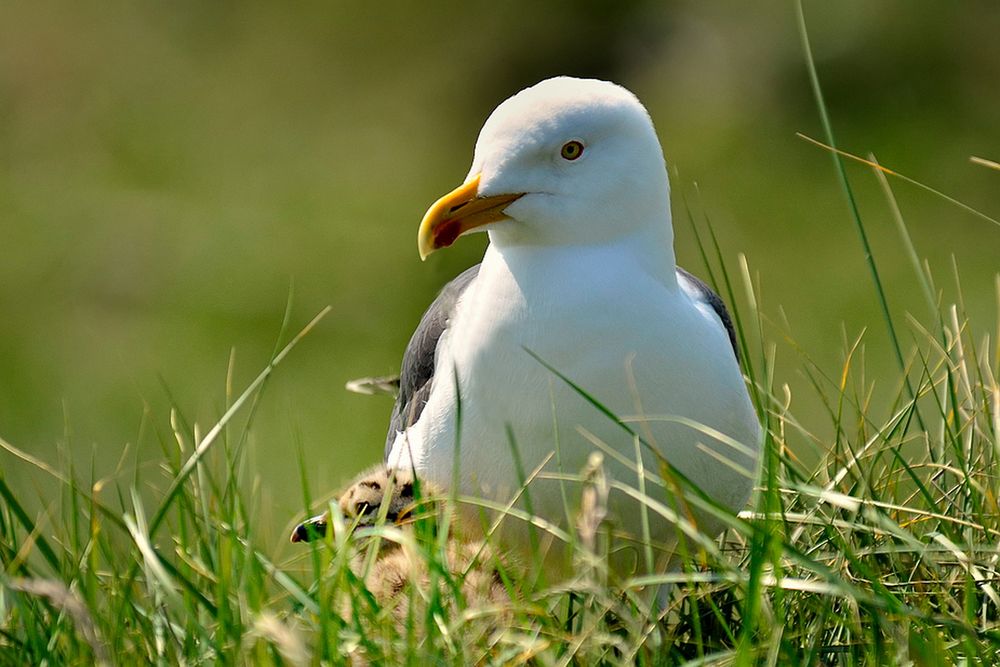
[676,267,740,363]
[384,264,481,460]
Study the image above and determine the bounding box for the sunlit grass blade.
[795,0,926,437]
[148,306,331,536]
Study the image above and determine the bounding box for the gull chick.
[291,467,513,618]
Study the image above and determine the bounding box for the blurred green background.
[1,2,997,546]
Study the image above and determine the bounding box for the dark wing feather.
[384,264,481,459]
[676,267,740,363]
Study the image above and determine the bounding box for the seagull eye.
[560,141,584,161]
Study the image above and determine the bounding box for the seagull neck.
[488,224,678,288]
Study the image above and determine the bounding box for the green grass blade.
[795,0,925,434]
[148,307,330,537]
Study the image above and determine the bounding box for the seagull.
[383,77,759,576]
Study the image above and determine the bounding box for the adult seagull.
[333,78,758,575]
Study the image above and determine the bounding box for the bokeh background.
[1,2,997,546]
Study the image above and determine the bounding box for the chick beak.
[290,513,328,543]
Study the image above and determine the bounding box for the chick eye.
[560,140,584,161]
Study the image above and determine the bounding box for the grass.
[1,197,997,666]
[2,8,999,666]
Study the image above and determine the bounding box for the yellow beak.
[417,174,523,260]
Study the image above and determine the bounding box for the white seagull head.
[418,77,673,259]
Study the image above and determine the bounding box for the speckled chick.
[291,466,514,618]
